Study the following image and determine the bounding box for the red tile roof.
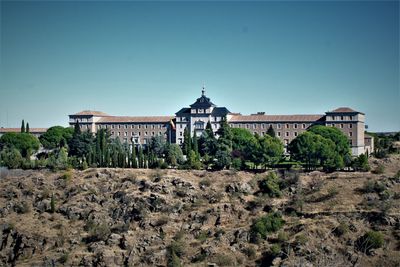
[71,110,110,116]
[98,116,174,123]
[0,128,48,133]
[229,114,324,122]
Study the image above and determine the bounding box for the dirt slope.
[0,155,399,266]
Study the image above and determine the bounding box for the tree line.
[0,118,380,172]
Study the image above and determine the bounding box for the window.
[124,132,128,136]
[285,132,289,137]
[111,131,114,135]
[138,132,141,136]
[198,109,204,113]
[253,132,257,135]
[286,124,289,129]
[349,132,353,137]
[145,132,148,136]
[117,132,121,136]
[302,123,306,129]
[138,125,141,129]
[341,116,344,120]
[118,125,121,129]
[262,124,265,129]
[332,116,336,120]
[278,132,281,137]
[145,125,148,129]
[180,124,183,129]
[152,125,155,129]
[152,132,155,136]
[125,125,128,129]
[340,124,344,128]
[349,124,353,128]
[112,125,115,129]
[294,132,298,137]
[294,124,298,129]
[191,109,196,113]
[176,117,180,122]
[131,125,134,129]
[277,124,281,129]
[179,132,183,136]
[253,124,257,129]
[131,132,135,136]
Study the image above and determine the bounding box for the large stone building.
[68,89,373,156]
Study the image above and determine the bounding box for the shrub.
[352,154,370,171]
[212,253,236,266]
[195,230,209,243]
[199,178,211,187]
[334,221,349,236]
[250,212,284,242]
[167,239,184,267]
[242,246,256,259]
[270,243,281,256]
[85,220,111,242]
[258,172,282,197]
[14,201,30,214]
[356,231,384,253]
[58,252,69,264]
[50,194,56,213]
[372,164,385,174]
[0,148,23,169]
[362,180,386,194]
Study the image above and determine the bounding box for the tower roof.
[190,86,216,108]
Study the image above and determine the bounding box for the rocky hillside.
[0,156,399,267]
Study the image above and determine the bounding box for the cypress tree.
[74,121,81,135]
[183,127,191,155]
[131,145,138,168]
[21,120,25,133]
[205,121,214,138]
[267,125,276,137]
[138,147,144,168]
[26,123,30,133]
[192,134,199,156]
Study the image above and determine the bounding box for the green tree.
[0,132,40,157]
[257,135,284,169]
[0,148,23,169]
[288,131,342,171]
[21,119,25,133]
[192,134,199,156]
[149,136,166,157]
[26,123,30,133]
[199,122,217,157]
[131,145,138,168]
[39,126,74,149]
[309,125,350,158]
[266,125,276,137]
[352,154,370,171]
[166,144,184,167]
[183,127,192,155]
[68,131,94,159]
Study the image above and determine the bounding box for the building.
[68,89,371,156]
[0,128,47,138]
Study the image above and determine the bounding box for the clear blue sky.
[0,1,399,132]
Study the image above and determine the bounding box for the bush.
[0,148,23,169]
[250,212,284,242]
[334,221,349,236]
[362,180,386,194]
[270,243,281,256]
[85,220,111,242]
[352,154,370,172]
[372,164,385,174]
[356,231,384,253]
[258,172,282,197]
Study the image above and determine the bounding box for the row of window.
[327,123,353,129]
[111,131,165,137]
[329,115,354,121]
[97,124,165,130]
[231,123,309,130]
[176,116,221,122]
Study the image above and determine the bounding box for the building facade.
[68,90,371,156]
